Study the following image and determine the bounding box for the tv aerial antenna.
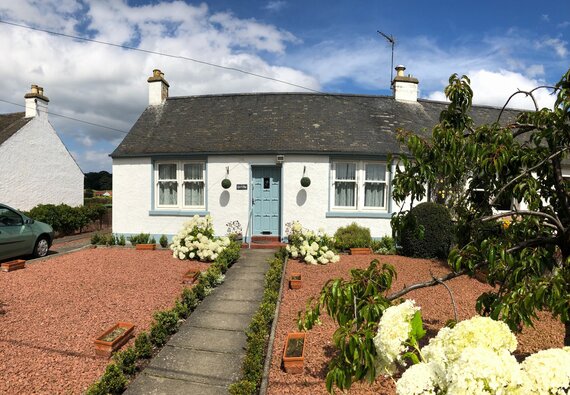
[377,30,396,84]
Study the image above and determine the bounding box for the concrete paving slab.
[168,325,247,353]
[212,285,264,302]
[223,270,267,282]
[125,372,230,395]
[144,347,243,386]
[186,310,252,332]
[198,297,259,315]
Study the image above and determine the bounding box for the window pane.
[159,182,178,205]
[184,163,203,180]
[158,164,177,180]
[335,182,355,207]
[185,182,204,206]
[364,183,385,207]
[365,164,385,181]
[336,163,356,180]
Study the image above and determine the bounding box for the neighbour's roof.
[111,93,521,158]
[0,112,31,147]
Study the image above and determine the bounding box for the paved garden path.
[125,248,275,395]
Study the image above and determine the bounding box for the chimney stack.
[24,84,49,118]
[147,69,169,105]
[392,65,419,102]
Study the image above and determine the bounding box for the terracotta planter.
[136,244,156,250]
[349,247,373,255]
[94,322,135,357]
[183,269,201,285]
[1,259,26,272]
[289,273,302,289]
[283,332,306,374]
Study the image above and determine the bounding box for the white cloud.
[541,14,550,22]
[558,21,570,29]
[0,0,318,171]
[541,37,568,58]
[264,1,287,12]
[525,64,545,77]
[426,69,556,110]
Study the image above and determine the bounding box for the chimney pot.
[24,84,49,118]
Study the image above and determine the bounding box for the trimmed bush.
[334,222,372,251]
[113,347,137,376]
[399,202,454,259]
[86,364,127,395]
[134,332,153,359]
[128,233,150,245]
[26,203,107,235]
[159,234,168,248]
[370,236,397,255]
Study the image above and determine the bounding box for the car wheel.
[33,236,50,258]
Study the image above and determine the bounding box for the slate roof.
[111,93,521,158]
[0,112,31,147]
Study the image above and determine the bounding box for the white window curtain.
[364,164,386,207]
[184,163,204,206]
[158,164,177,205]
[335,162,356,207]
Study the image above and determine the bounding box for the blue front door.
[252,166,281,236]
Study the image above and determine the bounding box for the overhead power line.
[0,98,129,134]
[0,19,323,94]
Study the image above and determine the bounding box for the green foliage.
[396,202,454,259]
[90,233,123,246]
[149,236,156,244]
[333,222,372,251]
[128,233,151,245]
[134,331,153,359]
[298,260,396,392]
[113,347,138,376]
[370,236,397,255]
[149,321,168,348]
[181,287,199,311]
[159,234,168,248]
[229,252,285,394]
[84,171,112,190]
[87,364,127,395]
[26,203,107,235]
[117,234,126,246]
[392,69,570,341]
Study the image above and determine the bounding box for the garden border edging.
[259,254,288,395]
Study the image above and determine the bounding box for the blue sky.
[0,0,568,172]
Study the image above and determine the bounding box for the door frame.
[249,164,283,238]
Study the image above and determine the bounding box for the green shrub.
[173,299,190,319]
[113,347,137,376]
[228,380,257,395]
[149,322,168,347]
[91,233,101,245]
[149,236,156,244]
[334,223,372,251]
[398,202,454,259]
[117,234,126,246]
[88,364,128,395]
[128,233,151,245]
[159,234,168,248]
[154,310,179,335]
[181,287,199,311]
[370,236,397,255]
[134,332,153,359]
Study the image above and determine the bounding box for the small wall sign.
[236,184,248,190]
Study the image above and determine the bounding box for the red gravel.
[0,247,208,394]
[267,255,565,395]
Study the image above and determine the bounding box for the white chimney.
[392,65,419,102]
[24,84,49,118]
[147,69,169,105]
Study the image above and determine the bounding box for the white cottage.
[111,68,519,243]
[0,85,84,211]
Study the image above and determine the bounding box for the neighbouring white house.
[111,67,522,242]
[0,85,84,211]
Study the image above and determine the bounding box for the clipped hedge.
[333,222,372,251]
[399,202,454,259]
[86,241,241,394]
[229,248,287,394]
[25,203,107,235]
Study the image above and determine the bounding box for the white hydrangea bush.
[285,220,339,264]
[373,299,420,374]
[170,215,231,262]
[520,347,570,394]
[374,301,569,395]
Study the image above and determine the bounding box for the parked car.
[0,203,54,261]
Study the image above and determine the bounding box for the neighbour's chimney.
[392,65,419,102]
[147,69,169,105]
[24,84,49,118]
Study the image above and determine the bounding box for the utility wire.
[0,19,324,94]
[0,99,129,134]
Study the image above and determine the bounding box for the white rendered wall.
[113,155,406,239]
[0,117,83,211]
